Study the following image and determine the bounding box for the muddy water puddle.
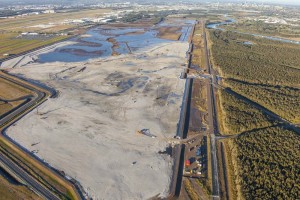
[38,19,195,63]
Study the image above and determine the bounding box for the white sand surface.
[7,41,188,199]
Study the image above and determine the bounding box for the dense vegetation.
[210,30,300,86]
[226,20,300,38]
[225,78,300,123]
[209,30,300,123]
[210,28,300,199]
[233,126,300,199]
[121,10,177,24]
[219,90,272,134]
[121,12,152,23]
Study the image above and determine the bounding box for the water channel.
[206,18,300,45]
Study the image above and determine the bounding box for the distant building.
[101,19,113,23]
[21,32,39,36]
[43,10,55,14]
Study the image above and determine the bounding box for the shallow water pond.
[38,19,195,63]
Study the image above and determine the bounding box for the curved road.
[0,73,45,125]
[0,95,34,103]
[0,72,61,200]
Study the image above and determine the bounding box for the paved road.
[202,21,221,200]
[0,72,61,200]
[0,95,34,103]
[0,154,60,200]
[0,73,45,125]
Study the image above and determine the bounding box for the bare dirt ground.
[156,27,182,40]
[6,41,189,199]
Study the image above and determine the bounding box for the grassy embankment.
[208,29,300,199]
[0,76,43,199]
[0,77,35,116]
[0,138,79,200]
[0,167,42,200]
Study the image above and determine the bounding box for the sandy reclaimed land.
[6,41,188,199]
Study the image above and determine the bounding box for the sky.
[0,0,299,6]
[249,0,300,5]
[213,0,299,5]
